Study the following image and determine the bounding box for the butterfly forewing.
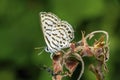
[40,12,74,54]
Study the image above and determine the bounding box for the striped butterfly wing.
[40,12,74,54]
[56,21,74,48]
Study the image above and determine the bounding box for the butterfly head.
[45,47,50,53]
[45,47,54,58]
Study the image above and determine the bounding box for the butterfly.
[40,12,74,57]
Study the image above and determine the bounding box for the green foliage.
[0,0,120,80]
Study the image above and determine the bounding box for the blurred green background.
[0,0,120,80]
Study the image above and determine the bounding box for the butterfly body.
[40,12,74,56]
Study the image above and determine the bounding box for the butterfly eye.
[45,47,49,52]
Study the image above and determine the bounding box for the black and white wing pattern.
[40,12,74,55]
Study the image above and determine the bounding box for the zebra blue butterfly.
[40,12,74,57]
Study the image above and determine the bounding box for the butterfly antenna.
[38,49,45,55]
[34,47,45,55]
